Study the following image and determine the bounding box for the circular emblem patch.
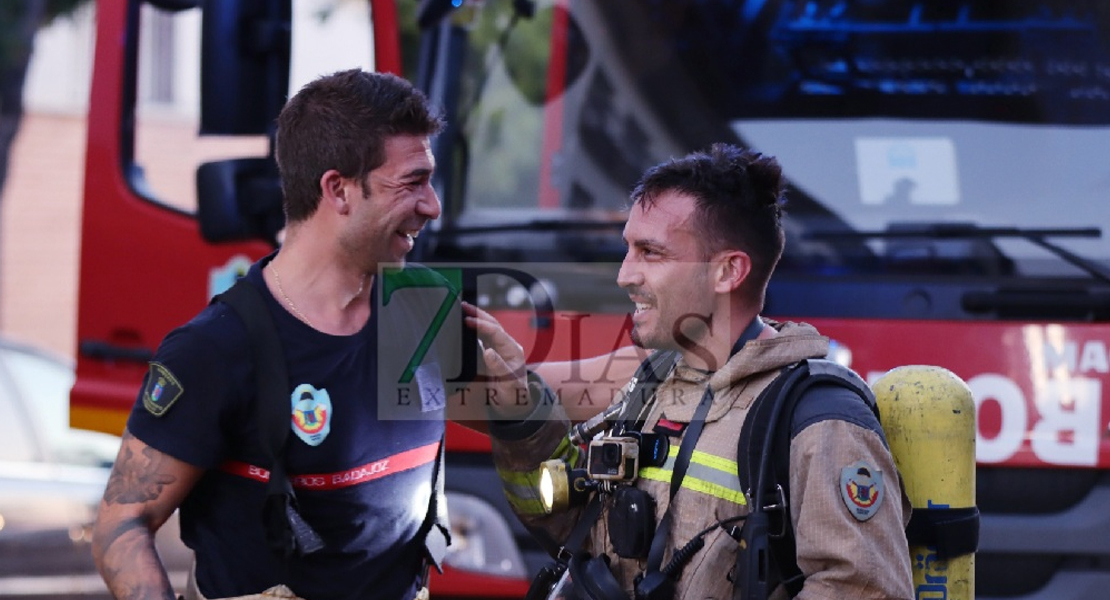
[840,460,884,521]
[291,383,332,447]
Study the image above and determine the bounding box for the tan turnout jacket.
[491,321,913,600]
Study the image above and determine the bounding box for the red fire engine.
[73,1,1110,598]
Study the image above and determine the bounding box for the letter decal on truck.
[868,370,1103,467]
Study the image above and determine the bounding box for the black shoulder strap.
[215,280,290,468]
[735,359,877,599]
[214,280,324,558]
[417,433,450,578]
[617,349,680,433]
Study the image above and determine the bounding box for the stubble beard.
[630,327,647,349]
[630,308,714,354]
[629,320,671,351]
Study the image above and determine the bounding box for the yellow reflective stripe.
[552,435,582,465]
[496,468,545,515]
[690,449,738,475]
[496,436,581,517]
[639,468,747,506]
[681,475,747,505]
[503,488,548,515]
[496,436,580,489]
[652,444,740,475]
[497,466,538,487]
[638,444,745,505]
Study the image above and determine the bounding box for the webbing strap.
[641,317,765,578]
[566,493,604,557]
[617,350,680,434]
[214,280,324,558]
[769,364,880,598]
[216,281,288,472]
[736,359,883,599]
[759,368,813,598]
[905,506,980,560]
[644,386,714,574]
[419,434,450,576]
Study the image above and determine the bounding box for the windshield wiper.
[807,224,1110,285]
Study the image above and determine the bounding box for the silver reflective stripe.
[639,447,747,505]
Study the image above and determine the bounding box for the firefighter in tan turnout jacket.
[465,145,914,600]
[488,320,913,599]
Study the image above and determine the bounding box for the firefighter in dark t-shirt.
[92,70,451,600]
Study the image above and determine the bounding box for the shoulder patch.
[142,362,184,417]
[840,460,884,521]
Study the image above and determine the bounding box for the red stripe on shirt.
[220,441,439,491]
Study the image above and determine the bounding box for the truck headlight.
[444,491,527,578]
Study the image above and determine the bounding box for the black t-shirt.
[128,257,451,600]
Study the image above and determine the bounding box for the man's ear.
[714,250,751,294]
[320,169,351,215]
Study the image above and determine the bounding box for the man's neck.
[265,233,373,334]
[678,312,768,371]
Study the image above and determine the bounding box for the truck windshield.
[419,0,1110,284]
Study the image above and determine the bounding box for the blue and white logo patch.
[290,383,332,446]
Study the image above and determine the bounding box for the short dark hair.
[275,69,444,223]
[630,143,786,297]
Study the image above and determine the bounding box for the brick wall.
[0,112,85,360]
[0,112,266,360]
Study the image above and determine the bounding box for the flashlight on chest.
[538,430,670,514]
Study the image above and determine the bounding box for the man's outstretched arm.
[530,346,648,423]
[93,430,204,600]
[449,302,647,431]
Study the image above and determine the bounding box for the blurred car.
[0,338,192,600]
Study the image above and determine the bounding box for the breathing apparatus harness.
[732,358,879,598]
[531,322,981,600]
[215,279,450,585]
[527,318,764,600]
[734,359,980,600]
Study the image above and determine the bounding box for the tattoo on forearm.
[96,516,174,600]
[103,435,178,505]
[100,515,145,553]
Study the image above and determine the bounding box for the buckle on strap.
[422,522,450,574]
[764,484,789,539]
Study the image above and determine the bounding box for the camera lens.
[602,443,622,467]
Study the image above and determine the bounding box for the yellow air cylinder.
[873,365,976,600]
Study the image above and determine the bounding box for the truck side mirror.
[200,0,291,135]
[196,158,284,246]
